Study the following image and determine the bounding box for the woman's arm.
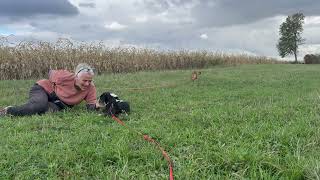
[86,101,104,111]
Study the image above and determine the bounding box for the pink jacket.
[37,70,96,105]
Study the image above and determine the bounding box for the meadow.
[1,64,320,179]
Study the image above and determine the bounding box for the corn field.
[0,38,283,80]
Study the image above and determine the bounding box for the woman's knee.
[36,101,50,113]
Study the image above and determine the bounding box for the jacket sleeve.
[86,104,97,111]
[85,85,97,106]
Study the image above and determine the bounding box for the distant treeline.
[0,38,283,80]
[304,54,320,64]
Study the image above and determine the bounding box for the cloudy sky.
[1,0,320,60]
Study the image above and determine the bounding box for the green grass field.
[1,64,320,179]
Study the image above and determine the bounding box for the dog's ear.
[98,92,115,106]
[99,92,107,99]
[98,92,107,104]
[100,92,117,105]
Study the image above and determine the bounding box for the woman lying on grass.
[0,63,101,117]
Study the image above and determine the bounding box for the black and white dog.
[98,92,130,116]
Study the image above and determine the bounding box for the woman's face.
[75,72,94,90]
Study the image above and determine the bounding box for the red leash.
[111,115,174,180]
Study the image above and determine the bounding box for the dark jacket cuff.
[86,104,97,111]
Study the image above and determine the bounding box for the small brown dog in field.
[191,71,201,81]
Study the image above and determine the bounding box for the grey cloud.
[79,3,96,8]
[138,0,193,14]
[30,14,192,50]
[304,26,320,45]
[139,0,170,12]
[3,1,320,60]
[115,21,198,50]
[192,0,320,27]
[0,0,78,17]
[79,24,92,30]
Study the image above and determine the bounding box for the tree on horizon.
[277,12,305,63]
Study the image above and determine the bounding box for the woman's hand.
[95,101,104,109]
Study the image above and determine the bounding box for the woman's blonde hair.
[74,63,94,76]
